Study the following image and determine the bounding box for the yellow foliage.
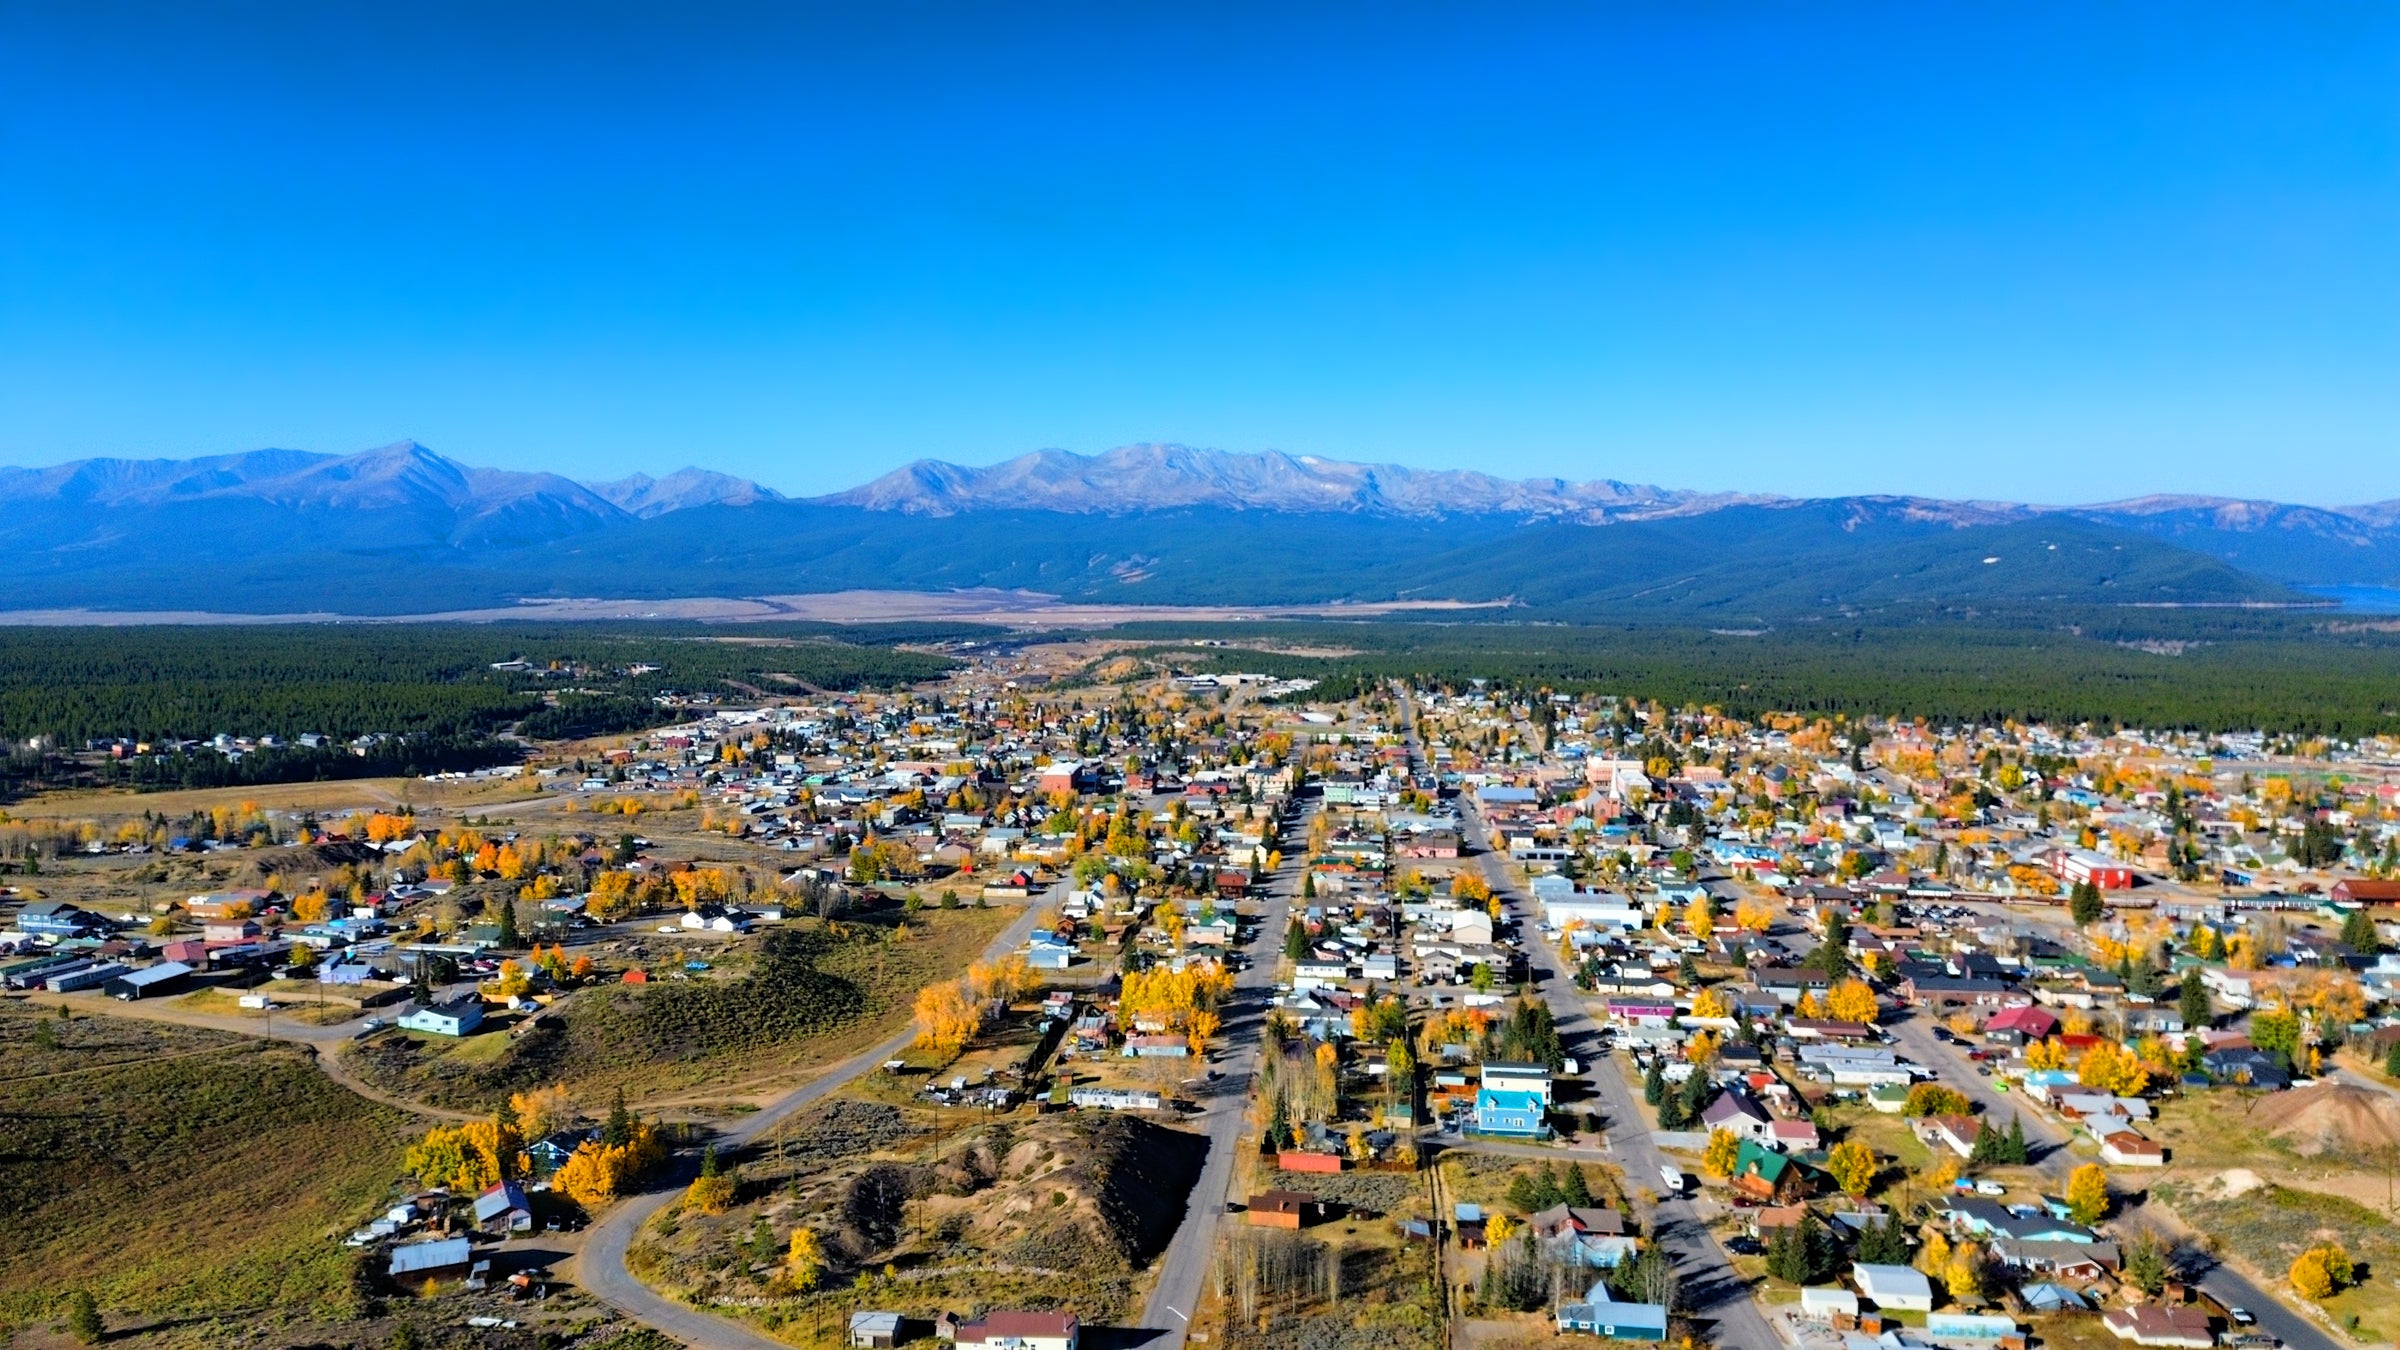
[1702,1128,1741,1178]
[913,981,982,1060]
[1825,1139,1877,1197]
[1689,987,1731,1020]
[510,1085,572,1139]
[1826,979,1878,1025]
[553,1122,663,1210]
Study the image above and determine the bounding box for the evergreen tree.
[2004,1114,2029,1165]
[2179,975,2211,1031]
[1643,1057,1666,1106]
[603,1088,635,1148]
[1284,916,1310,961]
[1766,1215,1826,1284]
[1856,1218,1911,1266]
[491,894,523,949]
[65,1290,101,1346]
[2069,880,2104,927]
[1679,951,1702,985]
[2341,908,2381,955]
[2384,1040,2400,1081]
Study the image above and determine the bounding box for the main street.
[1133,794,1306,1347]
[1884,1013,2341,1350]
[1395,690,1781,1350]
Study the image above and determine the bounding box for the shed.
[1246,1189,1322,1230]
[387,1235,472,1285]
[1800,1287,1860,1323]
[849,1311,904,1348]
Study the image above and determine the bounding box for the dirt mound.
[938,1114,1209,1273]
[2265,1082,2400,1156]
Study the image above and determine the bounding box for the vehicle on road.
[1660,1164,1687,1194]
[1974,1180,2006,1196]
[2228,1308,2255,1326]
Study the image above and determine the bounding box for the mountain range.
[0,440,2394,619]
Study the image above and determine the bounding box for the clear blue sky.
[3,3,2396,503]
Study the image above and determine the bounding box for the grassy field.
[344,906,1014,1113]
[0,1001,415,1341]
[2155,1176,2400,1343]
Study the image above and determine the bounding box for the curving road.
[574,898,1051,1348]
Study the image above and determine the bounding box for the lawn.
[0,1002,416,1338]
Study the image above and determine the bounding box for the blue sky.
[3,3,2396,503]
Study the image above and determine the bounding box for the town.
[9,640,2400,1350]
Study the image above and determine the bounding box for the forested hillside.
[0,625,954,747]
[1145,613,2400,736]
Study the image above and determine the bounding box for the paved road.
[20,983,485,1120]
[1458,800,1784,1350]
[1134,798,1306,1348]
[1394,688,1781,1350]
[575,897,1051,1350]
[1885,1013,2342,1350]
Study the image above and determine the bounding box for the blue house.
[15,902,106,938]
[1558,1288,1668,1341]
[1474,1087,1550,1138]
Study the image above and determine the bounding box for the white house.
[398,996,486,1037]
[1853,1263,1935,1313]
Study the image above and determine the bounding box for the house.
[1767,1118,1821,1152]
[2333,878,2400,906]
[1246,1190,1323,1229]
[1852,1263,1935,1313]
[387,1235,473,1286]
[201,917,263,943]
[1026,936,1076,970]
[1983,1004,2060,1045]
[1557,1289,1669,1341]
[1474,1088,1550,1138]
[1122,1034,1189,1058]
[2102,1306,2214,1349]
[1727,1139,1812,1203]
[2055,850,2136,891]
[399,996,486,1037]
[473,1180,533,1233]
[1481,1061,1555,1104]
[850,1311,905,1349]
[1992,1237,2119,1279]
[1530,1204,1634,1267]
[2202,1046,2290,1089]
[1700,1091,1775,1142]
[952,1309,1079,1350]
[16,901,107,938]
[2099,1132,2167,1167]
[1915,1114,1983,1160]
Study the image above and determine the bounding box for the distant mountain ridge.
[822,442,1777,519]
[0,439,2394,615]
